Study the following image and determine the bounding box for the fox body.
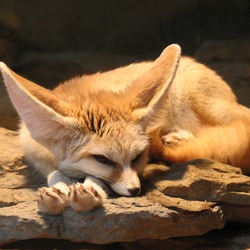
[1,44,250,215]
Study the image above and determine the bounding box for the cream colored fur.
[1,44,249,215]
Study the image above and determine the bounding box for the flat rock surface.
[1,127,250,248]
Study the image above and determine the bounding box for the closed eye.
[132,153,142,165]
[92,154,115,166]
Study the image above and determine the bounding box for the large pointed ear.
[0,62,76,140]
[125,44,181,129]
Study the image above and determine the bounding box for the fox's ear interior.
[0,62,76,140]
[126,44,181,130]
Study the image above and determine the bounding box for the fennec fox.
[1,44,250,215]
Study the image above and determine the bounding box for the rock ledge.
[0,127,250,245]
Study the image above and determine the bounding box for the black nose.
[128,187,141,196]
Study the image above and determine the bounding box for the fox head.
[0,44,181,196]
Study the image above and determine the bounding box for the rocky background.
[0,0,250,248]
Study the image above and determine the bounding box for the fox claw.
[38,182,103,215]
[69,183,103,212]
[37,187,69,215]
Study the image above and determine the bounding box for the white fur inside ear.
[1,63,56,120]
[144,44,181,112]
[0,62,10,76]
[0,61,77,140]
[131,44,181,128]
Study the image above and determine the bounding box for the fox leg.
[149,128,197,164]
[38,171,108,215]
[38,186,69,215]
[69,176,108,212]
[161,129,194,146]
[37,170,74,215]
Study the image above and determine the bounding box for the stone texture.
[13,50,139,87]
[0,73,19,131]
[147,160,250,224]
[1,1,249,55]
[195,40,250,107]
[1,127,250,247]
[0,6,19,65]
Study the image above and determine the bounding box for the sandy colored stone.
[153,159,250,204]
[149,160,250,224]
[0,195,225,246]
[0,128,23,165]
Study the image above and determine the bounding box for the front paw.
[69,183,103,212]
[37,186,69,215]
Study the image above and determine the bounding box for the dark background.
[0,0,249,129]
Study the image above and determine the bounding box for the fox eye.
[132,153,141,165]
[93,154,115,166]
